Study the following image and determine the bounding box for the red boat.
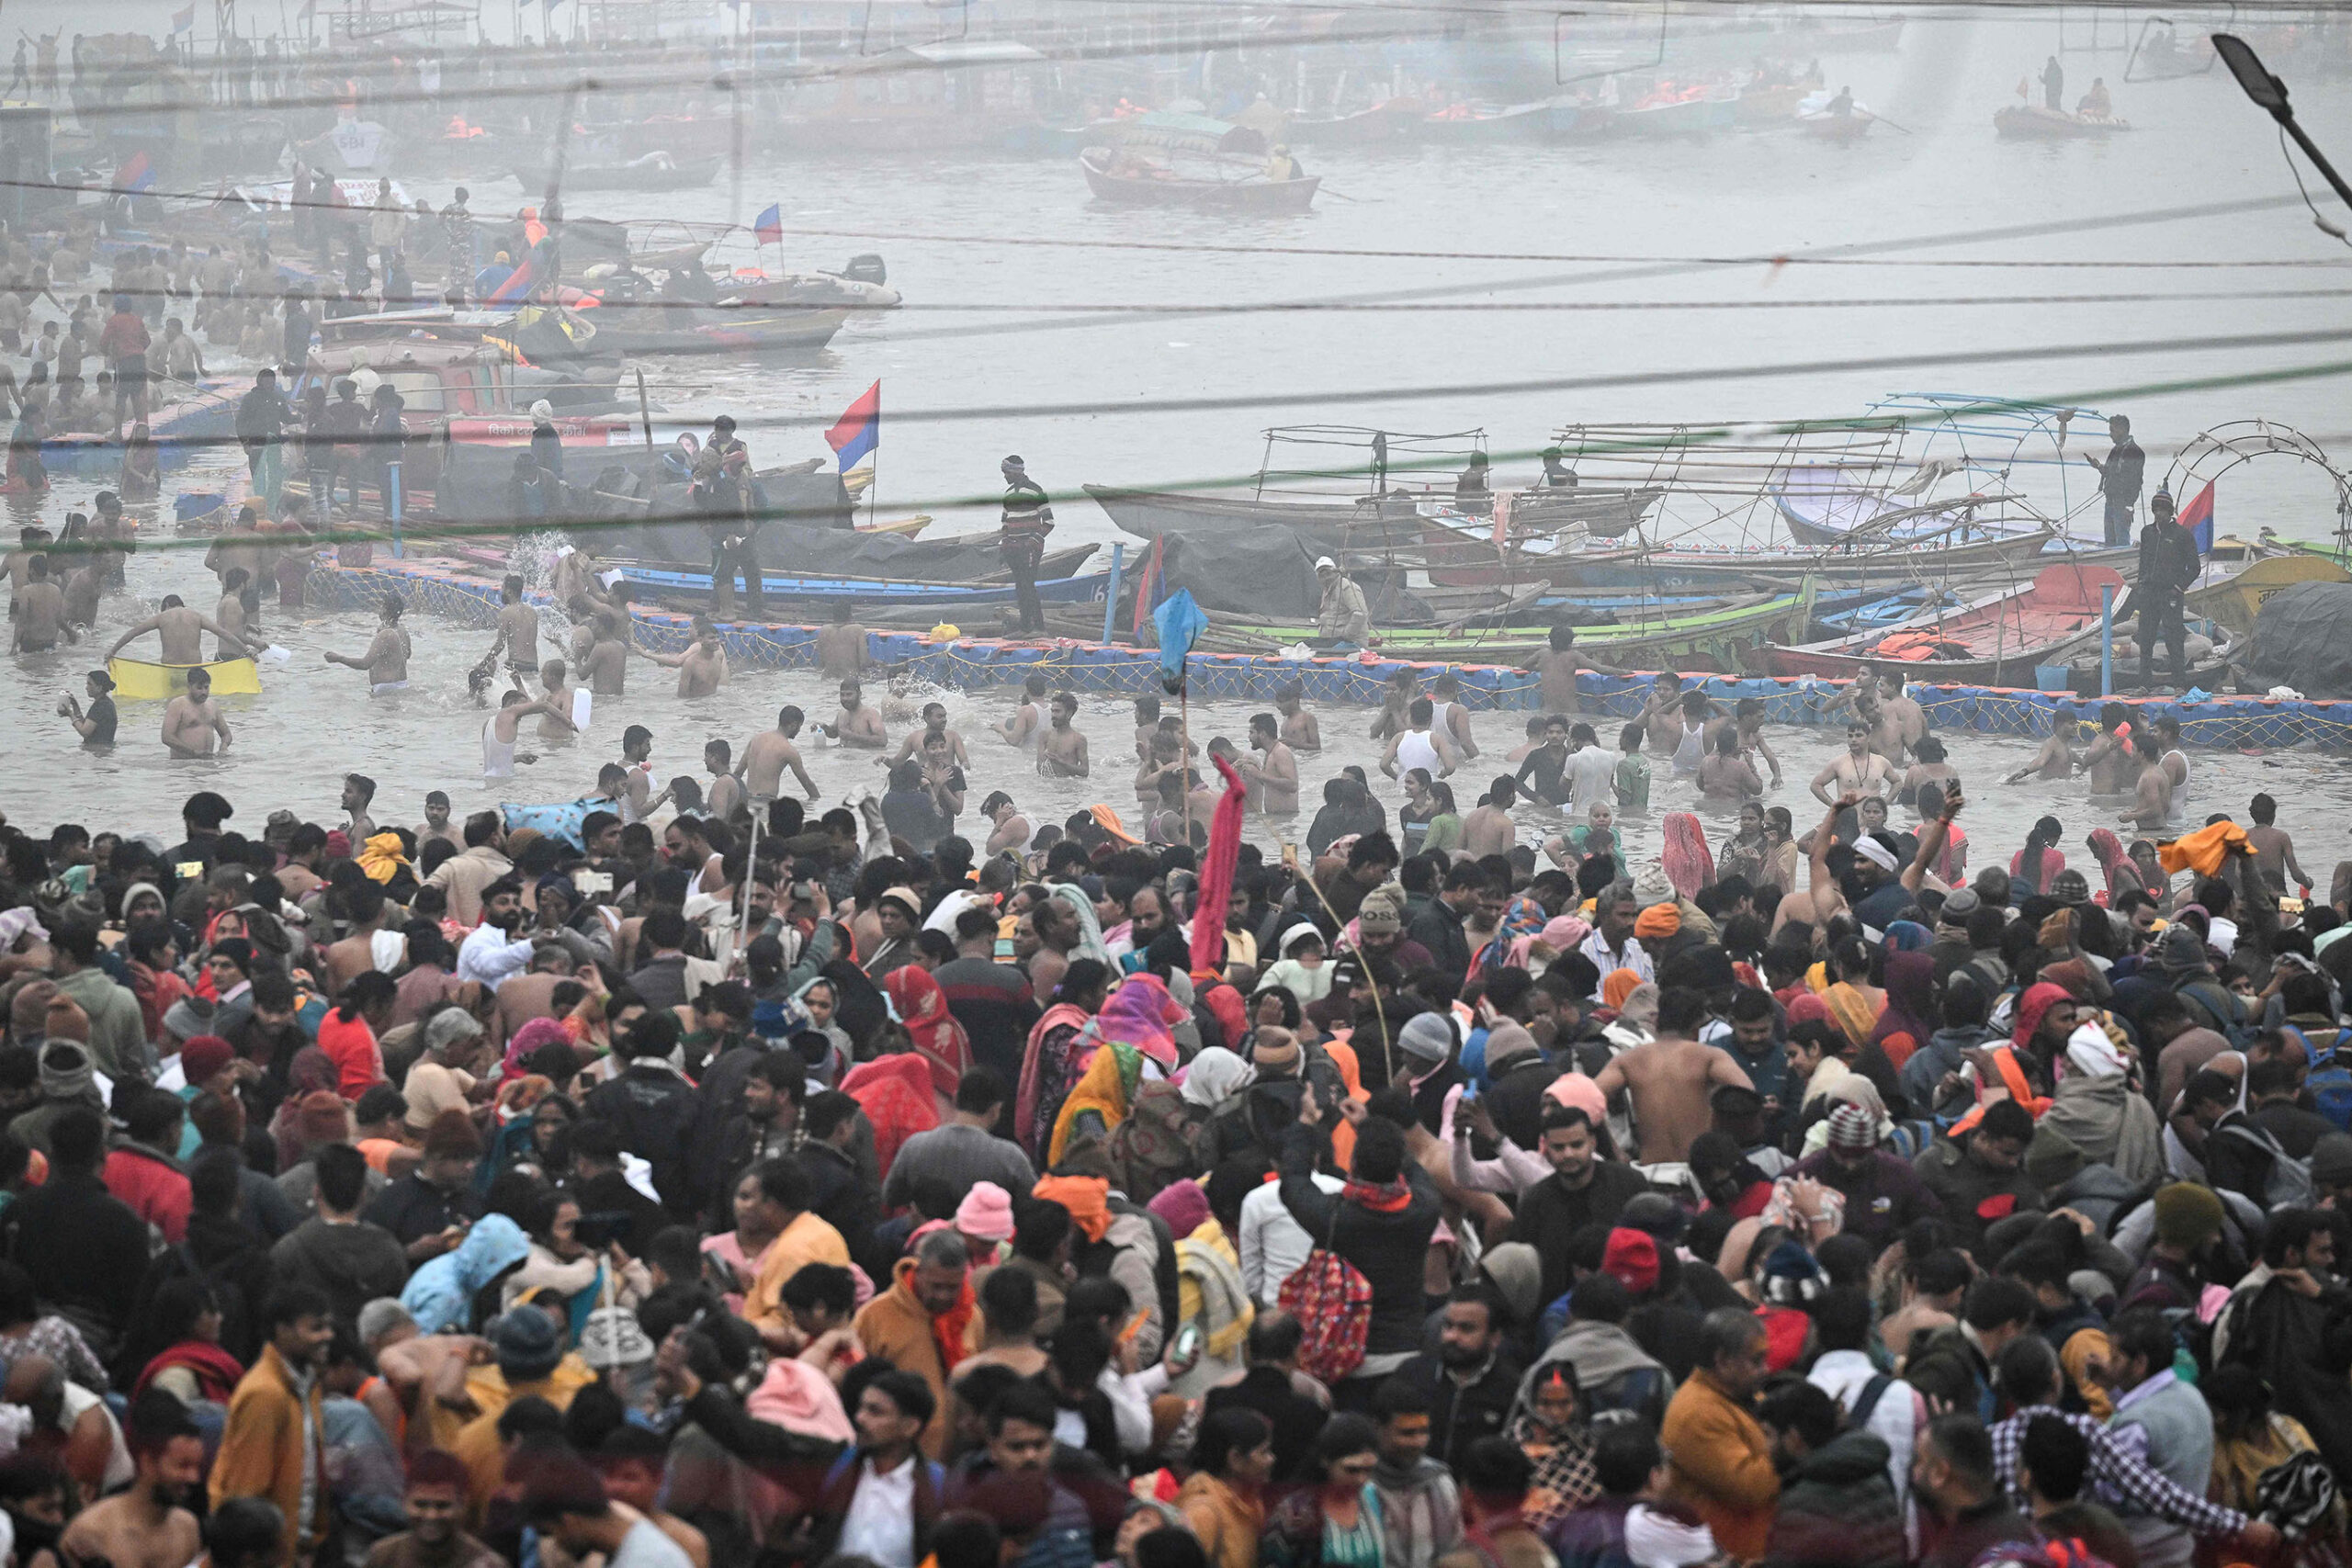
[1745,561,2125,685]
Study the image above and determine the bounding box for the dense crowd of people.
[0,719,2344,1568]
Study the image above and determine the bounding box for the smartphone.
[572,868,614,894]
[1281,842,1299,871]
[175,860,206,881]
[1172,1323,1203,1363]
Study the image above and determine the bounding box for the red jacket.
[315,1011,386,1100]
[103,1144,191,1243]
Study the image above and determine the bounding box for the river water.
[6,10,2350,884]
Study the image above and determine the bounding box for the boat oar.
[1861,110,1916,135]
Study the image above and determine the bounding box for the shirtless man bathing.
[162,666,233,757]
[322,593,413,694]
[740,706,822,803]
[106,592,254,667]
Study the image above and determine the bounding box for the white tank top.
[482,714,517,778]
[1397,728,1441,778]
[2163,748,2191,827]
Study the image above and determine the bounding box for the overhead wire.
[44,349,2352,564]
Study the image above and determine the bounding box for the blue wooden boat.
[617,563,1109,609]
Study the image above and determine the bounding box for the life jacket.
[1949,1043,2052,1135]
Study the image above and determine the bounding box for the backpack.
[1843,1372,1896,1433]
[2215,1119,2317,1210]
[1276,1208,1373,1384]
[1105,1083,1203,1205]
[2296,1033,2352,1131]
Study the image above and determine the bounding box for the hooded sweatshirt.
[399,1213,529,1334]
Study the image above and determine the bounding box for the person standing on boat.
[1313,556,1370,647]
[2084,413,2144,547]
[2132,486,2197,693]
[439,187,476,305]
[695,414,760,619]
[1454,452,1493,516]
[2041,55,2064,110]
[999,455,1053,636]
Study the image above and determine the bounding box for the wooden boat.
[1079,151,1320,213]
[614,550,1105,609]
[1559,526,2094,593]
[1285,101,1423,145]
[1736,83,1812,123]
[1994,105,2132,139]
[1420,100,1554,142]
[1089,484,1657,561]
[575,305,850,358]
[2187,554,2352,638]
[1544,103,1619,140]
[108,656,261,700]
[510,154,723,190]
[1208,581,1815,670]
[1617,92,1738,136]
[1746,562,2125,684]
[1799,111,1872,141]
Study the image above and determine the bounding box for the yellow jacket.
[209,1345,327,1568]
[1660,1369,1780,1562]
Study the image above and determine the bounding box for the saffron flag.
[824,381,879,472]
[752,203,783,245]
[2177,479,2215,555]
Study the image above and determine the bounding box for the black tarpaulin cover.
[2247,581,2352,696]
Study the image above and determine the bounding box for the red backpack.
[1276,1210,1374,1384]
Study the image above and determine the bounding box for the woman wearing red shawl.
[2085,829,2143,901]
[840,1053,939,1183]
[1867,952,1938,1073]
[884,966,972,1100]
[1024,971,1189,1166]
[267,1047,348,1169]
[1016,961,1113,1163]
[131,1279,244,1404]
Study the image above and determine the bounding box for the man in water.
[162,665,231,756]
[889,701,970,768]
[2246,792,2311,897]
[1314,557,1370,646]
[639,615,727,698]
[997,674,1048,749]
[2080,704,2136,795]
[2084,413,2144,547]
[815,600,866,679]
[1276,680,1321,751]
[741,706,821,803]
[2119,739,2172,832]
[107,593,251,666]
[418,791,462,849]
[820,678,886,749]
[59,668,115,748]
[1038,690,1089,777]
[1461,777,1520,856]
[322,593,412,694]
[212,567,255,660]
[11,556,68,652]
[1235,711,1298,816]
[488,574,541,681]
[1528,624,1629,716]
[2004,705,2079,783]
[1810,720,1895,807]
[1877,670,1928,757]
[1511,714,1575,806]
[533,659,581,738]
[703,741,745,821]
[481,687,570,780]
[999,454,1053,637]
